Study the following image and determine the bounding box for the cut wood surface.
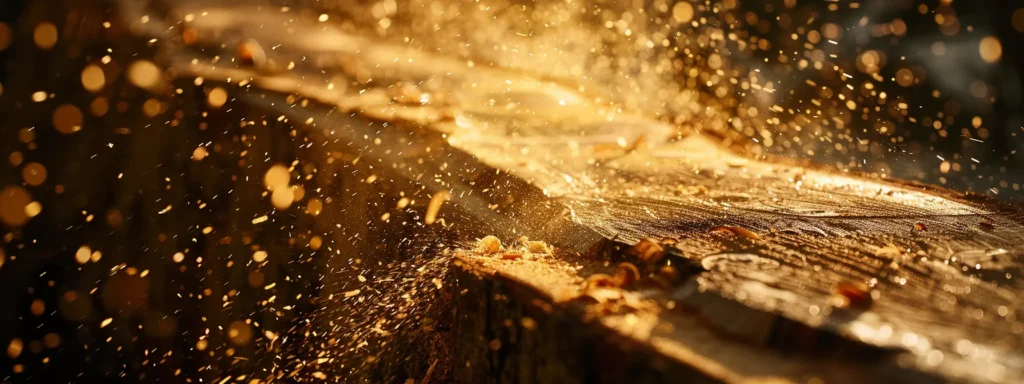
[120,3,1024,383]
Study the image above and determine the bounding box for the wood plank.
[445,131,1024,383]
[116,3,1024,383]
[444,129,1024,383]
